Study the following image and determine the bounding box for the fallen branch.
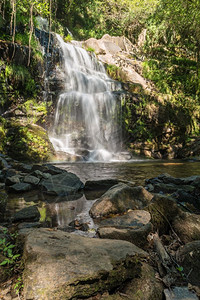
[152,232,179,287]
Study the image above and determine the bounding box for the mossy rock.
[147,194,181,234]
[100,263,163,300]
[4,122,55,162]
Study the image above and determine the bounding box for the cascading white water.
[49,34,122,161]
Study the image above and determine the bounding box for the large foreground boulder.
[23,228,147,300]
[90,183,153,218]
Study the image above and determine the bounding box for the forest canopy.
[0,0,200,96]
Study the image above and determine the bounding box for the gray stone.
[31,164,49,173]
[0,156,10,169]
[13,206,40,223]
[8,182,32,193]
[98,222,152,248]
[90,183,153,218]
[164,287,198,300]
[15,163,32,173]
[5,175,21,186]
[40,172,84,196]
[100,210,151,228]
[2,168,18,178]
[0,183,5,190]
[43,164,65,175]
[31,170,51,179]
[23,228,147,300]
[23,175,40,186]
[153,183,195,194]
[177,241,200,287]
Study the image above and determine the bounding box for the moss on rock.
[3,121,54,162]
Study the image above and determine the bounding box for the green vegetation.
[86,47,95,53]
[106,64,123,82]
[0,228,20,269]
[5,63,37,96]
[64,34,73,43]
[0,0,199,159]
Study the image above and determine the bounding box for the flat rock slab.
[8,182,32,193]
[23,228,147,300]
[24,175,40,186]
[99,210,151,229]
[90,183,153,218]
[40,172,84,195]
[98,210,152,247]
[164,287,198,300]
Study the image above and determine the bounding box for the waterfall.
[49,34,123,161]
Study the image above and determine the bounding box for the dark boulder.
[40,172,84,196]
[13,206,40,223]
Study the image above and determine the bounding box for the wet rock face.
[82,34,148,89]
[90,183,153,219]
[23,228,147,300]
[0,40,29,65]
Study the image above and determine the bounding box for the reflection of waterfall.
[49,34,122,161]
[49,197,97,234]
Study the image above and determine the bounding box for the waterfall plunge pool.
[5,159,200,237]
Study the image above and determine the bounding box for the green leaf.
[0,259,9,266]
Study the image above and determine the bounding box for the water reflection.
[46,196,96,229]
[5,160,200,234]
[56,160,200,185]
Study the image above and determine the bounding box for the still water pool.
[56,159,200,185]
[5,159,200,235]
